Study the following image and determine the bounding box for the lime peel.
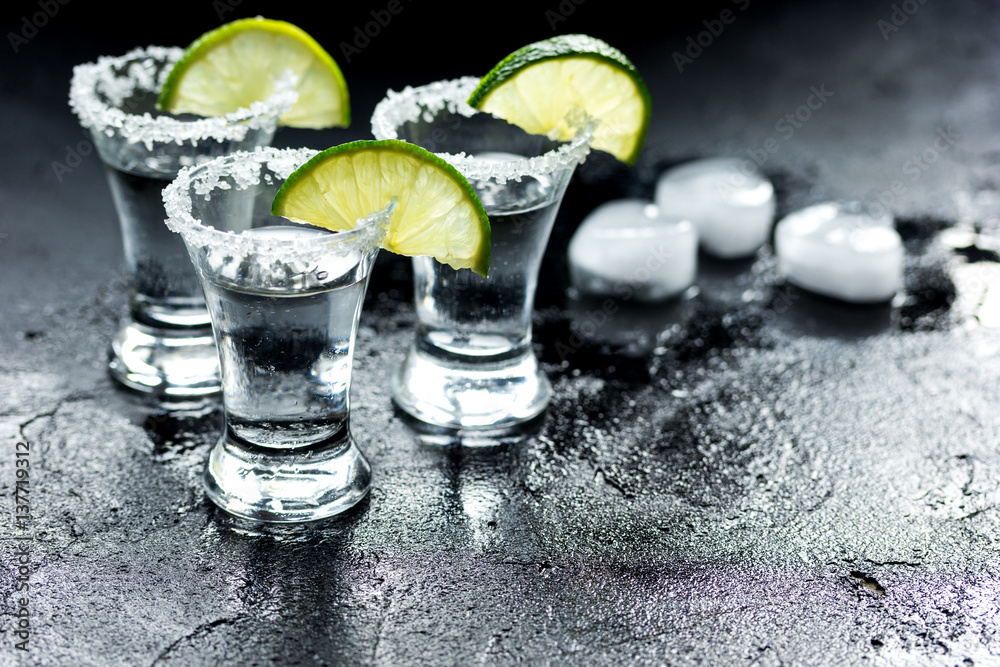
[468,34,651,165]
[272,140,492,277]
[157,17,350,129]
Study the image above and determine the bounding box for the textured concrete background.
[1,0,1000,665]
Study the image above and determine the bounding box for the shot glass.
[371,78,592,431]
[69,46,295,400]
[164,147,389,522]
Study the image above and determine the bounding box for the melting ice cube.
[774,201,904,303]
[655,158,776,259]
[568,199,697,302]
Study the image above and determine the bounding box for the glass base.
[108,321,221,399]
[391,344,552,431]
[202,430,372,523]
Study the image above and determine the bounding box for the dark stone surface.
[2,1,1000,665]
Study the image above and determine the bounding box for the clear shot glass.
[164,147,391,522]
[69,46,295,400]
[371,78,592,432]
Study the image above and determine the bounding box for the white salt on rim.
[163,147,392,265]
[370,77,593,185]
[69,46,298,149]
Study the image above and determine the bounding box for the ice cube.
[568,199,697,302]
[655,158,776,259]
[774,201,904,303]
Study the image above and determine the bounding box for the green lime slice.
[467,34,651,165]
[157,17,349,129]
[272,140,491,277]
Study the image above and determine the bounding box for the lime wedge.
[157,17,349,129]
[467,34,651,165]
[272,140,491,277]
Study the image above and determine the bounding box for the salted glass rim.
[69,45,298,147]
[163,146,393,261]
[370,77,593,184]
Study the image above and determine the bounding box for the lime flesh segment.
[272,140,491,277]
[468,34,650,165]
[157,17,349,129]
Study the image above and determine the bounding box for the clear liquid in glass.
[195,224,376,523]
[414,160,560,361]
[106,165,210,328]
[202,227,368,449]
[102,158,219,399]
[394,152,571,431]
